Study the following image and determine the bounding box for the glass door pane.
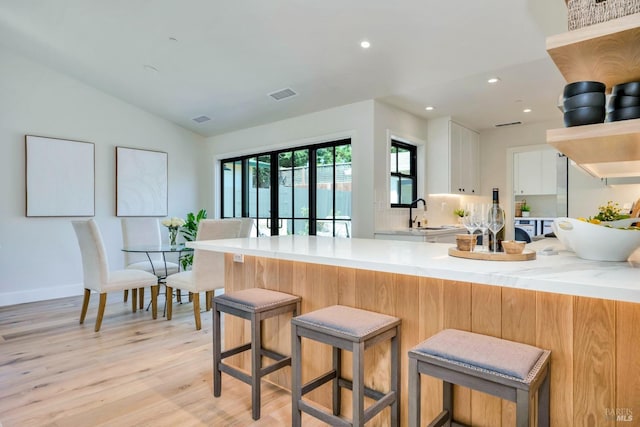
[335,144,352,237]
[278,149,309,235]
[248,156,272,236]
[316,147,334,236]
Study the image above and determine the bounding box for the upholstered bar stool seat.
[408,329,551,427]
[291,305,401,427]
[213,288,301,420]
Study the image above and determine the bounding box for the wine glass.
[473,204,490,252]
[487,206,505,253]
[461,204,478,247]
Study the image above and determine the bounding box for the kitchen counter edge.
[188,235,640,303]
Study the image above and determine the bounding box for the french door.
[221,139,351,237]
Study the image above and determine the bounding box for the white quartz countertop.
[189,236,640,303]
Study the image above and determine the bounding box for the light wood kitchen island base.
[223,254,639,427]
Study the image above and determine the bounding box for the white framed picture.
[25,135,95,217]
[116,146,168,216]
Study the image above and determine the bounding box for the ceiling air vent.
[268,88,297,101]
[494,121,522,127]
[192,115,211,123]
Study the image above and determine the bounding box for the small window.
[390,140,417,207]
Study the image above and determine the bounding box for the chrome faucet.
[409,198,427,228]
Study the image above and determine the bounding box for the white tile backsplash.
[375,194,490,230]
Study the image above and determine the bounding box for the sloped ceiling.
[0,0,568,136]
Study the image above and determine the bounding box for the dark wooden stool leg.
[291,323,302,427]
[516,389,530,427]
[538,370,550,427]
[251,312,261,421]
[213,301,222,397]
[408,357,420,427]
[352,341,365,426]
[332,346,341,416]
[391,328,400,427]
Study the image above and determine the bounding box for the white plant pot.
[521,211,530,217]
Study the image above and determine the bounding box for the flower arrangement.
[453,208,465,218]
[161,217,186,246]
[577,201,632,225]
[594,201,629,222]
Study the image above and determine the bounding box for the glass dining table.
[121,243,194,314]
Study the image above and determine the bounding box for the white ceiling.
[0,0,568,137]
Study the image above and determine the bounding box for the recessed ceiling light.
[360,40,371,49]
[425,106,435,111]
[487,77,500,84]
[523,108,532,113]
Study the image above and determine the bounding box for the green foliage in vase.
[179,209,207,270]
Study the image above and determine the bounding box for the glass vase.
[169,228,178,247]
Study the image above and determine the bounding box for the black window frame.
[220,138,351,237]
[390,139,417,208]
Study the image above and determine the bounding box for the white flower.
[162,217,185,228]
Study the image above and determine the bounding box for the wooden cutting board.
[448,247,536,261]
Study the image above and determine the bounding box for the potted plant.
[179,209,207,270]
[520,202,531,217]
[453,208,465,224]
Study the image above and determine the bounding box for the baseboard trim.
[0,283,83,307]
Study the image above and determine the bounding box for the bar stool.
[213,288,301,420]
[291,305,401,427]
[408,329,551,427]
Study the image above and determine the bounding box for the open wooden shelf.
[547,118,640,163]
[547,118,640,177]
[546,14,640,177]
[546,13,640,91]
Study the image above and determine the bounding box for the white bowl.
[601,218,639,228]
[553,217,640,261]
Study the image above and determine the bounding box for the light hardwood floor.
[0,294,326,427]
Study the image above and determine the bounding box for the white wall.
[0,46,205,306]
[205,100,376,237]
[204,100,443,237]
[373,101,431,229]
[481,118,640,224]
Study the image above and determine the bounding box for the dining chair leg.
[205,291,213,311]
[166,286,173,320]
[95,293,107,332]
[189,292,193,302]
[80,289,91,324]
[193,293,201,330]
[177,289,182,303]
[131,289,138,313]
[151,285,159,319]
[139,288,145,309]
[123,289,128,302]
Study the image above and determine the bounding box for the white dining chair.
[72,219,160,332]
[121,217,180,305]
[239,217,255,238]
[165,219,245,330]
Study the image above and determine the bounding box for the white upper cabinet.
[427,117,480,195]
[514,149,557,195]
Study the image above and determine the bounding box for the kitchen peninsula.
[191,236,639,426]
